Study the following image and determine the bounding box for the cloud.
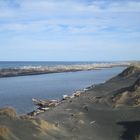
[0,0,140,60]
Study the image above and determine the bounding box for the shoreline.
[0,62,130,78]
[0,65,140,140]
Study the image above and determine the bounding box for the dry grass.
[0,107,16,118]
[0,126,10,140]
[136,134,140,140]
[32,119,58,132]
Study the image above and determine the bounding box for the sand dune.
[92,66,140,108]
[0,65,140,140]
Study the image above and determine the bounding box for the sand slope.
[0,66,140,140]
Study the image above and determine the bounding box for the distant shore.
[0,62,130,78]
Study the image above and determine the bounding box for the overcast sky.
[0,0,140,61]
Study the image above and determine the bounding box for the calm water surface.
[0,61,112,68]
[0,67,125,114]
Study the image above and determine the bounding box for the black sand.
[0,65,140,140]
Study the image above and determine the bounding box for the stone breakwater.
[0,62,130,78]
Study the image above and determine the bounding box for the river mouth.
[0,67,126,114]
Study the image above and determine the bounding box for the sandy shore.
[0,65,140,140]
[0,62,130,78]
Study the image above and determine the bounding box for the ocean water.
[0,63,126,114]
[0,61,114,68]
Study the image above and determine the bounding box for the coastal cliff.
[0,65,140,140]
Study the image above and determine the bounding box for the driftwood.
[30,91,82,116]
[29,98,60,116]
[32,98,59,108]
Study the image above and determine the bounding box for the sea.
[0,61,114,68]
[0,61,126,114]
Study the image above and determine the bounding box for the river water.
[0,66,125,114]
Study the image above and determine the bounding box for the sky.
[0,0,140,61]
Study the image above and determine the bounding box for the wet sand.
[0,65,140,140]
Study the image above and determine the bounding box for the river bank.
[0,67,124,114]
[0,65,140,140]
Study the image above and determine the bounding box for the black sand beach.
[0,65,140,140]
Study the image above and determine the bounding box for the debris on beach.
[30,98,60,116]
[73,91,81,97]
[32,98,59,108]
[62,95,71,100]
[31,90,83,116]
[90,121,96,125]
